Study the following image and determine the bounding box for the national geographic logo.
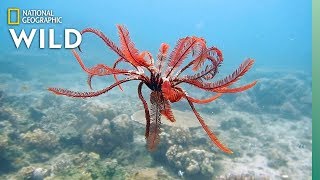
[7,7,81,49]
[7,8,63,25]
[7,8,20,25]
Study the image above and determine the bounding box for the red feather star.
[48,25,257,154]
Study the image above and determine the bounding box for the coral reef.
[146,127,219,177]
[82,114,133,155]
[128,167,175,180]
[215,173,271,180]
[21,129,59,150]
[16,166,50,180]
[4,152,126,179]
[166,145,216,176]
[0,69,312,179]
[238,72,311,118]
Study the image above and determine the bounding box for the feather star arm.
[213,80,257,93]
[117,25,150,68]
[185,96,233,154]
[156,43,170,74]
[160,97,176,122]
[176,59,255,92]
[147,91,162,151]
[186,93,223,104]
[112,58,125,91]
[165,37,204,78]
[138,82,151,138]
[209,59,254,90]
[80,28,125,58]
[71,49,130,76]
[48,78,136,98]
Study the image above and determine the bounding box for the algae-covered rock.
[0,134,8,151]
[128,167,175,180]
[111,114,133,142]
[82,119,113,154]
[17,166,34,179]
[82,114,133,155]
[49,152,126,180]
[51,153,74,174]
[59,126,81,146]
[83,102,117,121]
[161,128,193,147]
[21,129,59,150]
[100,158,127,179]
[102,158,118,176]
[31,167,50,180]
[15,166,50,180]
[165,145,216,176]
[215,173,271,180]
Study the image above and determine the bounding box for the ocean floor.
[0,57,312,180]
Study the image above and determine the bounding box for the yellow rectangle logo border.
[8,8,20,25]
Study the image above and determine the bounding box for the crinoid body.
[48,25,257,154]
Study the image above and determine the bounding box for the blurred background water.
[0,0,311,179]
[0,0,311,71]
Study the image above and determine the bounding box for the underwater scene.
[0,0,311,179]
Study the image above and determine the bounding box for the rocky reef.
[82,114,134,155]
[21,129,59,150]
[0,69,312,179]
[166,145,216,176]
